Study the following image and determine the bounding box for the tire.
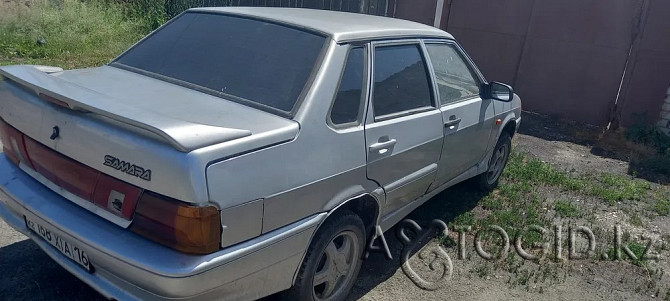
[475,132,512,191]
[282,211,366,301]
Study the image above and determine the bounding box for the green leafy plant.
[0,0,148,68]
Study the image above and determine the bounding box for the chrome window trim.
[373,106,435,122]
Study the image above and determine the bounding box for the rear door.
[425,41,496,188]
[364,40,444,215]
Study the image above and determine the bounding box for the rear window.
[112,12,327,114]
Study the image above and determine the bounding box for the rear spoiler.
[0,65,252,152]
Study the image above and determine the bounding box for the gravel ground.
[1,112,667,301]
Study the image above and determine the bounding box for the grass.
[445,151,659,262]
[473,263,492,278]
[590,174,651,205]
[654,199,670,216]
[0,0,150,69]
[629,212,644,227]
[504,152,585,191]
[505,152,651,205]
[606,242,649,267]
[623,114,670,181]
[443,151,660,289]
[474,152,655,233]
[554,200,580,218]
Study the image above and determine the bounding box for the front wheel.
[283,211,365,301]
[475,132,511,191]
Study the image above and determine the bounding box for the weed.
[606,242,648,267]
[481,194,504,210]
[123,0,167,30]
[590,174,650,204]
[451,212,475,227]
[626,114,670,153]
[506,151,653,205]
[437,233,457,248]
[554,200,580,218]
[628,242,648,267]
[474,263,492,278]
[0,0,149,68]
[629,213,643,227]
[654,199,670,216]
[512,269,532,286]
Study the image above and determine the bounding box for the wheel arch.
[501,118,517,139]
[477,113,518,174]
[291,192,381,284]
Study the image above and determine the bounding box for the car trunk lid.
[0,65,299,227]
[0,65,271,152]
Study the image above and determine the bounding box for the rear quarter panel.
[206,42,380,236]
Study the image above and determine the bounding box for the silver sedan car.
[0,7,520,301]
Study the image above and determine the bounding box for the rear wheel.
[283,211,365,301]
[475,132,511,191]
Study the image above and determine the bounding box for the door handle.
[369,139,397,152]
[444,118,462,127]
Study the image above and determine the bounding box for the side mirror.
[485,82,514,102]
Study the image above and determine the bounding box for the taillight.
[0,118,220,254]
[24,136,99,199]
[130,192,221,254]
[0,119,31,167]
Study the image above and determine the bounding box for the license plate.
[25,216,92,272]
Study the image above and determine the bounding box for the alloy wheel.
[312,230,360,300]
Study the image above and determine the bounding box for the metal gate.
[166,0,389,18]
[389,0,670,128]
[441,0,642,126]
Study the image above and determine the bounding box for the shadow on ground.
[262,182,485,300]
[0,238,104,301]
[0,182,485,301]
[347,182,484,300]
[518,111,669,183]
[517,111,603,146]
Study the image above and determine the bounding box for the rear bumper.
[0,154,323,300]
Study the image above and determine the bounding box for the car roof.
[189,7,454,43]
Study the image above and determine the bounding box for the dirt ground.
[347,113,669,301]
[1,112,669,301]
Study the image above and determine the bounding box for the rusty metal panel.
[617,0,670,127]
[514,0,641,125]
